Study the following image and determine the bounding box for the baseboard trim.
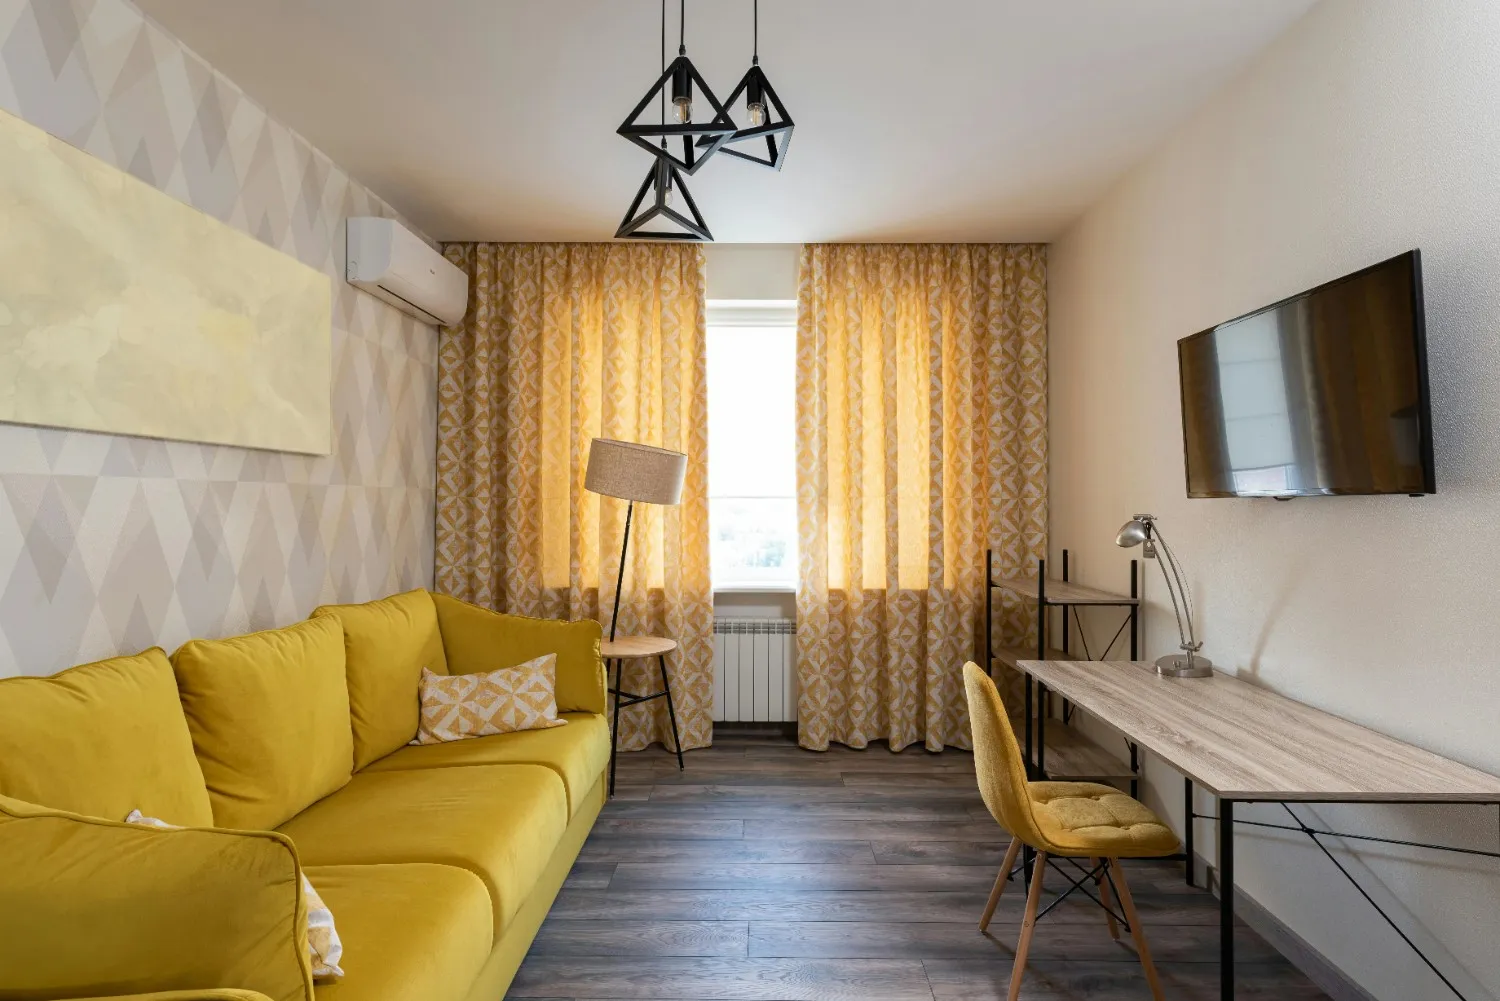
[1193,853,1378,1001]
[713,720,798,739]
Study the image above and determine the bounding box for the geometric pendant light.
[696,1,794,170]
[614,0,796,241]
[617,0,736,176]
[614,153,713,242]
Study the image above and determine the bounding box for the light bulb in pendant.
[663,180,674,207]
[673,96,692,124]
[747,101,766,127]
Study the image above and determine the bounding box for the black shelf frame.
[984,549,1141,793]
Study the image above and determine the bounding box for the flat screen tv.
[1178,250,1434,499]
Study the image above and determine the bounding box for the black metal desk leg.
[659,654,684,770]
[1023,675,1034,778]
[1220,798,1235,1001]
[1036,681,1047,777]
[1185,777,1195,887]
[609,658,623,796]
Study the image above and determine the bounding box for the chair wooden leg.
[1007,849,1047,1001]
[980,837,1022,931]
[1108,859,1165,1001]
[1092,856,1120,940]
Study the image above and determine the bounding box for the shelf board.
[991,576,1139,606]
[1033,719,1136,782]
[992,645,1074,672]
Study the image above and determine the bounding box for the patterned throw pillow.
[124,810,344,979]
[414,654,568,745]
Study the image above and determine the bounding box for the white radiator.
[712,618,797,722]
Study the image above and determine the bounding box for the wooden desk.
[1018,659,1500,1001]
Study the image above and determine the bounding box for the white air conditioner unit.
[345,217,468,326]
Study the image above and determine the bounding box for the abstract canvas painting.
[0,105,332,455]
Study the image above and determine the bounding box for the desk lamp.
[1115,514,1212,678]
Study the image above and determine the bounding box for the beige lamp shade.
[584,438,687,506]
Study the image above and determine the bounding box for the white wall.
[1049,2,1500,998]
[704,244,799,301]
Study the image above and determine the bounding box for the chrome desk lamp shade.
[1114,514,1213,678]
[585,438,688,642]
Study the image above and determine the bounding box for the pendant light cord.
[659,0,666,143]
[753,0,759,64]
[679,0,686,54]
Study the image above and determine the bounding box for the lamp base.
[1155,654,1214,678]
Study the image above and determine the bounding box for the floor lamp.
[584,438,688,642]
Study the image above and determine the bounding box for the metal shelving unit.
[984,549,1142,794]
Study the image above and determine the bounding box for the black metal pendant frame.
[695,63,794,170]
[615,156,712,241]
[618,54,736,175]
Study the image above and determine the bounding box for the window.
[706,300,798,590]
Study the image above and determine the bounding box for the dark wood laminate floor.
[509,730,1330,1001]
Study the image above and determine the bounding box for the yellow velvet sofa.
[0,590,609,1001]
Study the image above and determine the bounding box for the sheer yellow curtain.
[435,243,713,752]
[795,244,1047,751]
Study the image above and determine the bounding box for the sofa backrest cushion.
[432,594,605,714]
[0,648,213,826]
[172,616,353,830]
[311,589,449,770]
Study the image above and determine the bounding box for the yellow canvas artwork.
[0,106,332,455]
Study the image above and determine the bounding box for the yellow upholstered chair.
[962,661,1180,1001]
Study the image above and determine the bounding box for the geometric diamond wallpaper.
[0,0,437,676]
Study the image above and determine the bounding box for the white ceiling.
[137,0,1315,243]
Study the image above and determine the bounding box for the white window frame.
[706,299,799,593]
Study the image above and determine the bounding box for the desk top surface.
[1018,659,1500,802]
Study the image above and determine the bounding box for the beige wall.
[1049,1,1500,998]
[704,244,800,301]
[0,0,437,676]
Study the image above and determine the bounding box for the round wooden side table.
[600,634,684,796]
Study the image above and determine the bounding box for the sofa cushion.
[172,617,353,831]
[0,794,309,1001]
[302,863,491,1001]
[415,656,567,745]
[313,590,449,770]
[431,594,605,714]
[364,712,608,818]
[276,764,567,935]
[0,649,213,826]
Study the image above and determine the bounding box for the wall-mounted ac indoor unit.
[345,217,468,326]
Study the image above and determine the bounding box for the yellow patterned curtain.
[435,243,713,752]
[795,244,1047,752]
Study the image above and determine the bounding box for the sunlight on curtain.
[435,243,713,752]
[795,244,1048,752]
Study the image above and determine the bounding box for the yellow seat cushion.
[302,863,491,1001]
[172,617,353,831]
[313,590,449,770]
[432,594,605,715]
[363,712,609,817]
[0,649,213,826]
[1028,781,1181,857]
[276,764,567,935]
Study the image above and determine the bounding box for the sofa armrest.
[432,593,607,714]
[0,797,312,1001]
[62,993,276,1001]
